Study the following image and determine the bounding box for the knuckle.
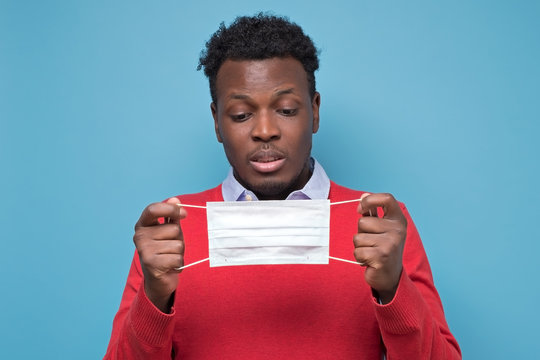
[136,241,150,256]
[357,217,371,231]
[401,216,408,228]
[391,225,407,240]
[133,227,152,244]
[140,252,155,269]
[172,223,182,237]
[378,247,390,260]
[174,254,184,268]
[353,233,363,246]
[133,231,144,245]
[389,241,400,253]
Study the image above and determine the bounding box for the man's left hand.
[354,193,407,304]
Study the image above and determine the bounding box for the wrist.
[374,287,397,305]
[144,284,175,313]
[373,269,403,304]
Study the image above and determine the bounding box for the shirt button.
[245,194,252,201]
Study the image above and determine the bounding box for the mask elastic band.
[177,256,362,271]
[178,198,363,210]
[178,203,207,209]
[328,256,362,265]
[175,257,209,271]
[329,198,362,206]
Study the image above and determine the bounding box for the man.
[104,14,461,359]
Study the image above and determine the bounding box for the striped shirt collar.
[221,158,330,201]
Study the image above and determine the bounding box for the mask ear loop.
[329,198,367,266]
[328,256,362,265]
[173,204,208,271]
[178,204,207,209]
[175,257,209,271]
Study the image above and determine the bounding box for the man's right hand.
[133,197,187,313]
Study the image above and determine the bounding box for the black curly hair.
[197,13,319,104]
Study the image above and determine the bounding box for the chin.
[249,179,291,200]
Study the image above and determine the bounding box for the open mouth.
[249,150,286,173]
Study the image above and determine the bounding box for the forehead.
[215,57,309,101]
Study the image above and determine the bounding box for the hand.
[354,193,407,304]
[133,197,187,312]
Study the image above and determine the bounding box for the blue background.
[1,1,539,358]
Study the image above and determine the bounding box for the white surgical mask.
[206,199,330,267]
[176,198,363,270]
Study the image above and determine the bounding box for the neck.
[242,159,313,200]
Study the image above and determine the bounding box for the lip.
[250,158,286,173]
[249,149,286,173]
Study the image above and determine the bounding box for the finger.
[164,197,186,224]
[155,253,184,272]
[154,240,184,255]
[357,193,376,217]
[357,216,387,234]
[353,233,381,248]
[148,223,184,240]
[166,197,181,205]
[167,197,188,214]
[358,193,403,220]
[136,200,186,228]
[353,246,379,267]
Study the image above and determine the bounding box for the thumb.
[166,197,187,219]
[166,197,181,205]
[357,192,373,215]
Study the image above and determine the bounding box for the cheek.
[221,129,248,161]
[292,125,313,153]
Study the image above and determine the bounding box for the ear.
[211,102,223,143]
[311,92,321,134]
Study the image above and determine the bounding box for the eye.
[278,108,298,116]
[230,113,252,122]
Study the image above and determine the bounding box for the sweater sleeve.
[373,205,462,360]
[103,251,176,360]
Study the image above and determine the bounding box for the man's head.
[198,14,321,200]
[198,13,319,105]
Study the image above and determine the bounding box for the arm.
[103,253,177,359]
[103,198,187,359]
[355,194,461,360]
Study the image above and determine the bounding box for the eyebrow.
[227,87,297,101]
[274,88,295,97]
[228,93,251,100]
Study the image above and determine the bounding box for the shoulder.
[329,181,408,210]
[170,184,223,205]
[328,181,368,202]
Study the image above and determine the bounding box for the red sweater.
[104,182,461,359]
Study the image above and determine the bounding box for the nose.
[250,111,281,142]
